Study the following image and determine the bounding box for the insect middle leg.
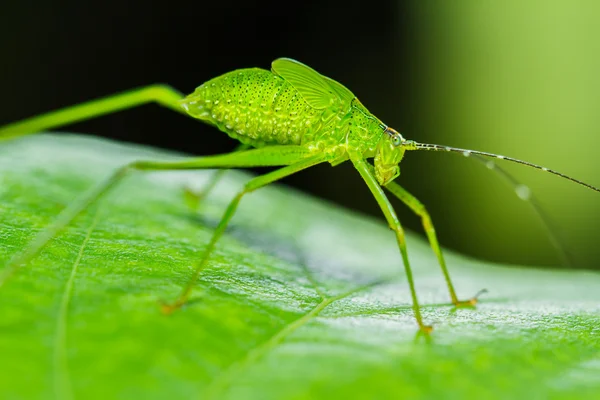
[0,146,317,290]
[162,153,327,313]
[383,181,486,307]
[2,146,328,316]
[350,154,431,333]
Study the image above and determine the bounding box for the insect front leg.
[383,181,487,308]
[350,155,431,333]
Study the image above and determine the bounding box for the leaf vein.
[203,276,395,399]
[53,211,100,400]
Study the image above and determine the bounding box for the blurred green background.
[403,1,600,268]
[1,1,598,269]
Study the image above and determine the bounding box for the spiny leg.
[383,180,487,308]
[350,154,431,333]
[163,153,327,313]
[0,85,185,140]
[184,143,251,210]
[0,145,313,289]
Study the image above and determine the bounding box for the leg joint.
[411,203,434,233]
[412,202,427,218]
[389,222,406,240]
[422,214,434,233]
[145,84,179,98]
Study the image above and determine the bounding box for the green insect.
[0,58,598,333]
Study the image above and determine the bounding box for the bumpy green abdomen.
[181,68,327,147]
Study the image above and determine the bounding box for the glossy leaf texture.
[0,134,599,399]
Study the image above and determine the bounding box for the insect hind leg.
[0,85,186,141]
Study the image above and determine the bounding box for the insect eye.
[385,127,403,147]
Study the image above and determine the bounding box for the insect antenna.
[468,153,573,267]
[409,142,600,193]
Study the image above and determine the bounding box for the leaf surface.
[1,134,599,400]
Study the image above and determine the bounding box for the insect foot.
[420,324,434,335]
[183,187,204,211]
[453,288,488,309]
[159,299,187,315]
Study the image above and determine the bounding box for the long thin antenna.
[468,153,573,267]
[409,142,600,193]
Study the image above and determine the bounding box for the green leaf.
[1,134,599,400]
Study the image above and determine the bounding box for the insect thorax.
[180,68,349,149]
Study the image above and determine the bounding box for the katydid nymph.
[0,58,598,333]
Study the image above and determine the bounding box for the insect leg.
[350,155,431,333]
[0,85,185,140]
[163,153,328,313]
[0,145,313,289]
[184,143,252,210]
[383,180,486,308]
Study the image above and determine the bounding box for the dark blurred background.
[2,1,599,269]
